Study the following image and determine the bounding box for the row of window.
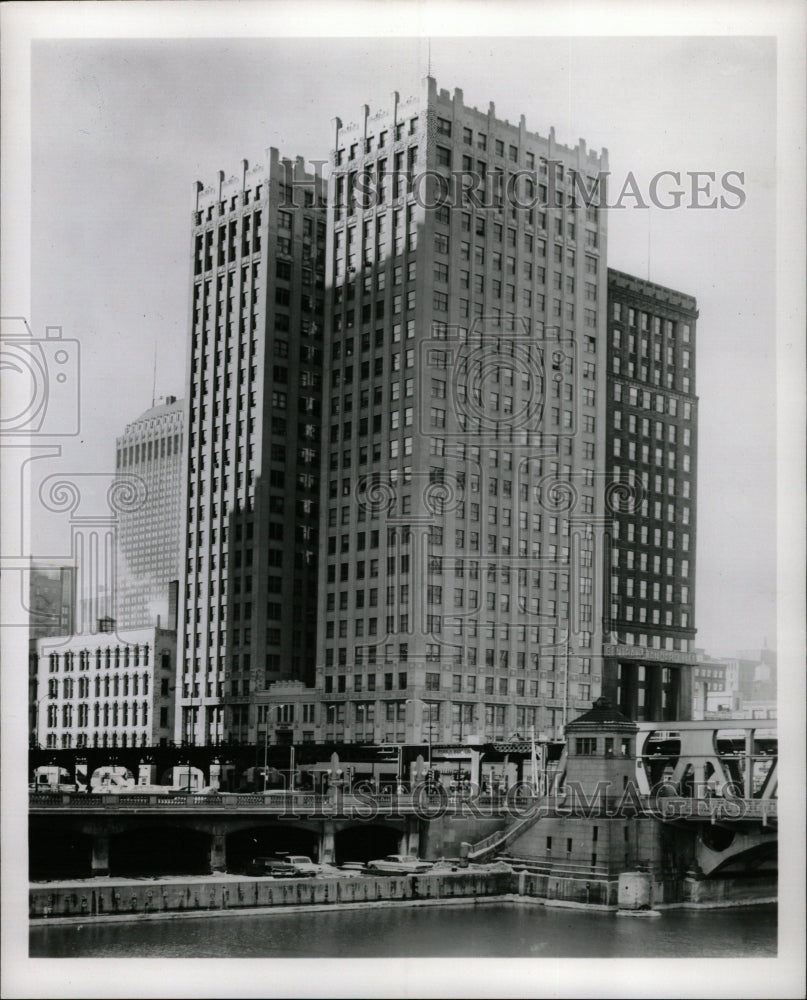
[195,183,264,224]
[44,731,155,749]
[614,384,695,412]
[612,302,692,341]
[325,627,596,662]
[45,701,152,727]
[612,327,691,365]
[614,524,691,549]
[45,647,154,671]
[612,357,691,392]
[45,673,159,698]
[613,442,692,472]
[612,548,690,576]
[613,410,693,436]
[116,432,182,468]
[613,605,690,627]
[612,578,690,603]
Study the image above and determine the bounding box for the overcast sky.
[29,34,777,656]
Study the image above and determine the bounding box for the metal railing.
[648,796,777,823]
[28,790,516,815]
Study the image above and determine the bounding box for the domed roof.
[565,696,638,733]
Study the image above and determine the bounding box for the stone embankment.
[29,867,776,923]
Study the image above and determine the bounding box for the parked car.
[366,855,433,874]
[246,855,298,877]
[282,855,322,876]
[337,862,368,876]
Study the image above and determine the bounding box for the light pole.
[273,704,297,792]
[185,695,198,792]
[262,709,269,793]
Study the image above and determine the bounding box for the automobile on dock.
[366,855,433,874]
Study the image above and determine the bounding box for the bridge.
[28,717,777,881]
[466,716,778,876]
[27,788,525,879]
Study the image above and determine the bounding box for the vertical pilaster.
[208,829,227,873]
[91,831,110,876]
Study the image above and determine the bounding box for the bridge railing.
[28,790,510,814]
[649,796,777,824]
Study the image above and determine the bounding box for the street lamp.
[326,704,337,742]
[185,695,198,792]
[261,708,270,793]
[274,705,296,793]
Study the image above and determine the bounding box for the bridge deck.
[29,790,777,823]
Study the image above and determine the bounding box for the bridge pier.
[208,829,227,873]
[400,817,420,857]
[319,821,336,864]
[90,831,110,876]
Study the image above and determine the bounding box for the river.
[30,901,776,958]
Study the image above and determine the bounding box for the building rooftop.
[566,697,638,732]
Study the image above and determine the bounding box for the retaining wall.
[29,872,517,920]
[29,869,776,921]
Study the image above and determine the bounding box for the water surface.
[30,901,777,958]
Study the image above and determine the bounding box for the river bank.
[29,868,777,925]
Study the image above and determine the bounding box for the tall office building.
[602,269,698,720]
[317,77,609,746]
[114,396,184,629]
[178,149,326,745]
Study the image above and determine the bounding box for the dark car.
[246,855,298,877]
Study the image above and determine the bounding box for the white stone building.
[34,624,177,748]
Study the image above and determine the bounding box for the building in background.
[602,270,699,721]
[28,565,74,642]
[28,564,75,742]
[316,76,609,748]
[693,644,777,720]
[178,149,326,745]
[736,644,777,702]
[114,396,184,629]
[692,649,735,717]
[33,623,177,749]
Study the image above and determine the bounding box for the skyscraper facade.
[178,149,326,745]
[603,269,698,720]
[317,77,610,746]
[114,396,184,629]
